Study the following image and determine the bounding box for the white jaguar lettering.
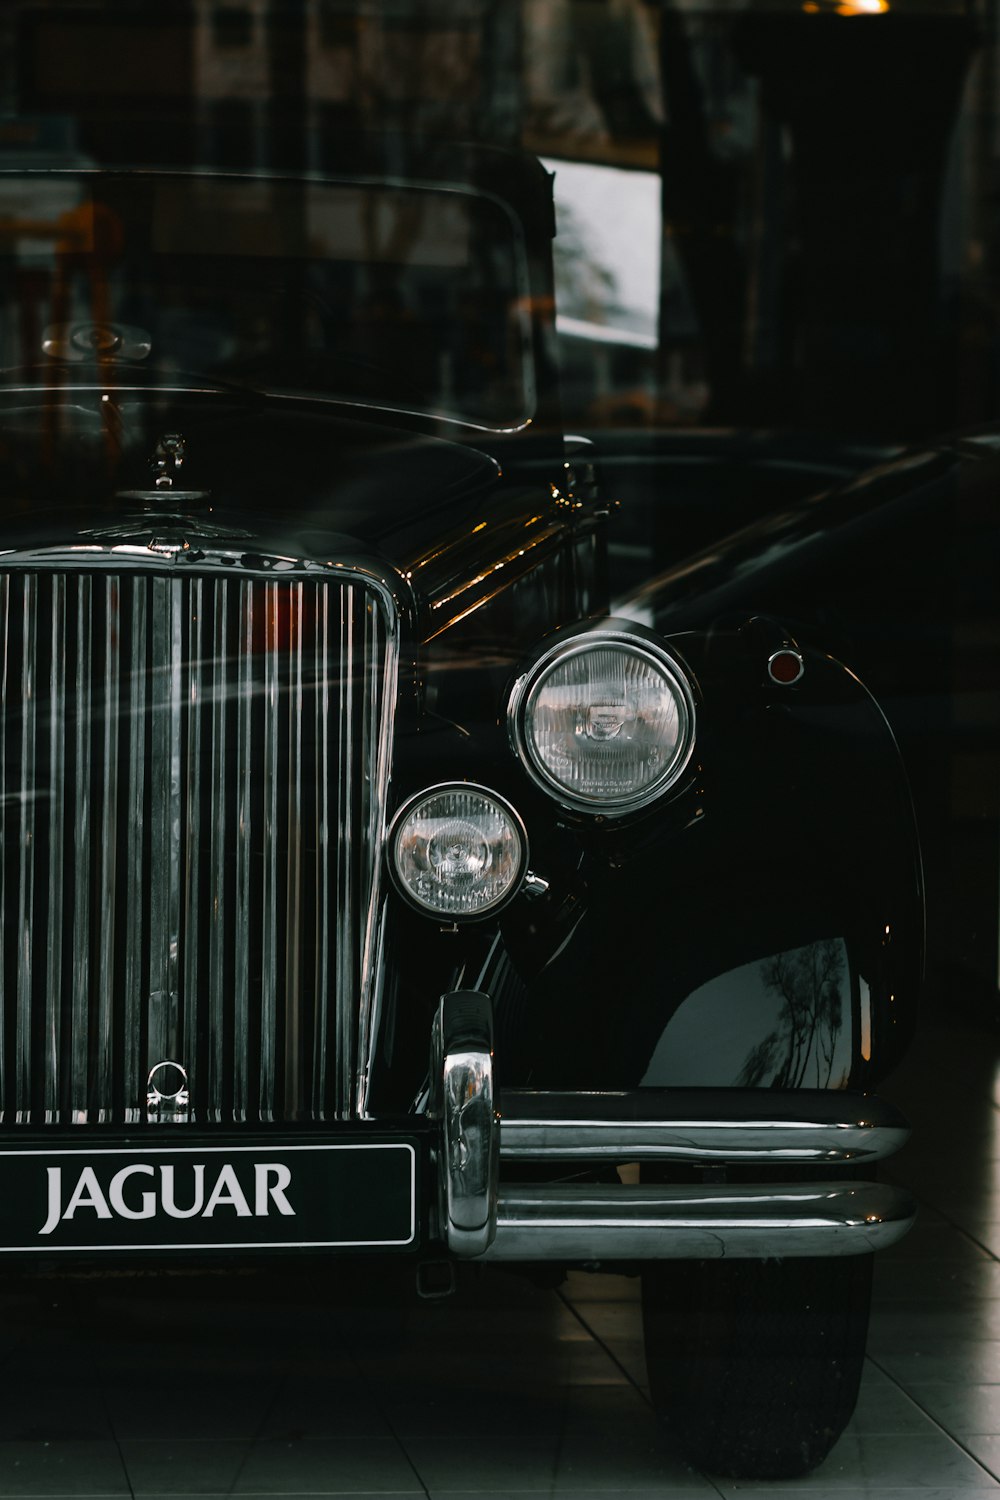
[40,1161,295,1236]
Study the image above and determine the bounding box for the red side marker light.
[767,649,805,686]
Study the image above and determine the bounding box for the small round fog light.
[389,783,528,920]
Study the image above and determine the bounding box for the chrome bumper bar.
[480,1180,915,1260]
[431,993,916,1263]
[497,1088,910,1164]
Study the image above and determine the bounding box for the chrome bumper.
[431,992,916,1263]
[482,1179,914,1260]
[498,1087,911,1164]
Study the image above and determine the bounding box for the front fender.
[500,620,923,1093]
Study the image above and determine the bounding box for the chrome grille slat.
[0,566,395,1127]
[96,577,120,1120]
[147,579,183,1079]
[234,579,254,1123]
[0,575,8,1111]
[284,580,305,1119]
[16,577,37,1121]
[260,580,280,1123]
[70,579,92,1120]
[335,590,354,1116]
[123,579,148,1121]
[207,578,228,1121]
[44,577,66,1121]
[312,584,331,1117]
[183,577,203,1096]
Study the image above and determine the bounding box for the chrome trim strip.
[355,586,400,1118]
[498,1090,910,1164]
[480,1181,917,1260]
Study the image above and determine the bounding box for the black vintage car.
[0,138,923,1479]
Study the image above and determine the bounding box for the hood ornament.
[151,432,186,489]
[117,431,212,512]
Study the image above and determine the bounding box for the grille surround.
[0,548,400,1127]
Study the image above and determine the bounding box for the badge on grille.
[147,1060,190,1121]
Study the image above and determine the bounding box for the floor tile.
[425,1491,715,1499]
[713,1432,996,1490]
[846,1363,938,1435]
[258,1387,393,1441]
[406,1435,714,1492]
[233,1438,422,1494]
[873,1257,1000,1300]
[564,1300,644,1341]
[105,1379,276,1441]
[119,1440,248,1496]
[875,1215,990,1262]
[562,1272,641,1304]
[0,1384,113,1441]
[870,1298,1000,1345]
[959,1438,1000,1483]
[710,1490,1000,1498]
[873,1338,1000,1385]
[386,1382,651,1440]
[907,1380,1000,1434]
[0,1441,131,1496]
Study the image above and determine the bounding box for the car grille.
[0,565,397,1126]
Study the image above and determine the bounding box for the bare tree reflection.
[737,940,846,1089]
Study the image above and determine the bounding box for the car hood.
[0,383,501,548]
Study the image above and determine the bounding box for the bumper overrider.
[433,991,916,1262]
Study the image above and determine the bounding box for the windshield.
[0,170,535,429]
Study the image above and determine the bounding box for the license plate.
[0,1141,417,1253]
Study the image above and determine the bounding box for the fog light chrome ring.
[388,782,529,921]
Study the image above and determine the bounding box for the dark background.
[0,0,996,997]
[0,0,988,442]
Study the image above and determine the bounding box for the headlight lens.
[389,784,528,919]
[509,632,695,814]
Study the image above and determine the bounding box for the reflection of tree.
[737,940,845,1089]
[550,198,619,325]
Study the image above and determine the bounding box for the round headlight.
[389,784,528,920]
[508,632,696,814]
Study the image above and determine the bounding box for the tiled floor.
[2,988,1000,1498]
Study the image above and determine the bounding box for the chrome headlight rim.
[387,780,530,921]
[507,628,697,816]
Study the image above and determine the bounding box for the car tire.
[641,1251,873,1479]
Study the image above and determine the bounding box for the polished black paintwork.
[0,147,929,1137]
[598,429,996,1006]
[0,379,928,1117]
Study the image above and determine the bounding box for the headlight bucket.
[508,629,696,815]
[388,783,529,920]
